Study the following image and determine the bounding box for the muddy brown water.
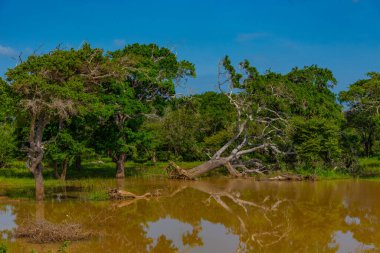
[0,178,380,252]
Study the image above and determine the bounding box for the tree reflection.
[2,180,380,252]
[149,235,178,253]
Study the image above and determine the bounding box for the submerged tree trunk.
[34,164,44,201]
[35,201,45,222]
[115,153,126,179]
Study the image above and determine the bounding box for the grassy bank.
[1,157,380,200]
[0,159,203,199]
[3,158,380,184]
[0,159,203,181]
[358,157,380,178]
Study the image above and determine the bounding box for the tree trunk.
[53,161,59,179]
[75,156,82,170]
[368,134,373,157]
[60,159,68,180]
[27,114,47,201]
[35,201,45,221]
[115,153,126,179]
[152,151,157,164]
[187,157,232,178]
[168,157,234,179]
[364,142,369,157]
[34,164,44,201]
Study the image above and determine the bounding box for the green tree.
[5,44,117,200]
[340,72,380,157]
[45,129,91,180]
[285,65,344,169]
[0,78,16,167]
[143,92,236,161]
[96,44,195,178]
[291,117,341,167]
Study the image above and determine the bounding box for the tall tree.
[96,44,195,178]
[340,72,380,157]
[285,65,344,168]
[5,44,118,200]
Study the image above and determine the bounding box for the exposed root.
[14,220,92,243]
[165,161,194,180]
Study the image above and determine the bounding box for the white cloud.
[236,33,270,43]
[113,39,126,47]
[0,45,18,57]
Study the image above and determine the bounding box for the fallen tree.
[167,57,290,180]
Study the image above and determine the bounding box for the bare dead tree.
[167,57,289,179]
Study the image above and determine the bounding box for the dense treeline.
[0,43,379,199]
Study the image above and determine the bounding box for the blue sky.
[0,0,379,94]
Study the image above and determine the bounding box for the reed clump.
[14,220,92,243]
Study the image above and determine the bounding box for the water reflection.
[0,179,379,252]
[146,218,239,253]
[0,205,16,240]
[328,231,376,253]
[345,215,360,225]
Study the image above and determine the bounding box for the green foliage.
[0,123,16,167]
[291,117,341,167]
[340,72,380,157]
[6,44,108,119]
[110,43,195,100]
[0,242,7,253]
[57,241,70,253]
[0,78,15,122]
[45,129,91,166]
[143,92,236,161]
[221,57,345,170]
[359,157,380,177]
[287,65,337,91]
[153,107,204,161]
[95,44,196,165]
[27,241,70,253]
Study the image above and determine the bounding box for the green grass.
[2,158,380,200]
[358,157,380,178]
[0,159,203,200]
[293,167,351,180]
[0,159,200,181]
